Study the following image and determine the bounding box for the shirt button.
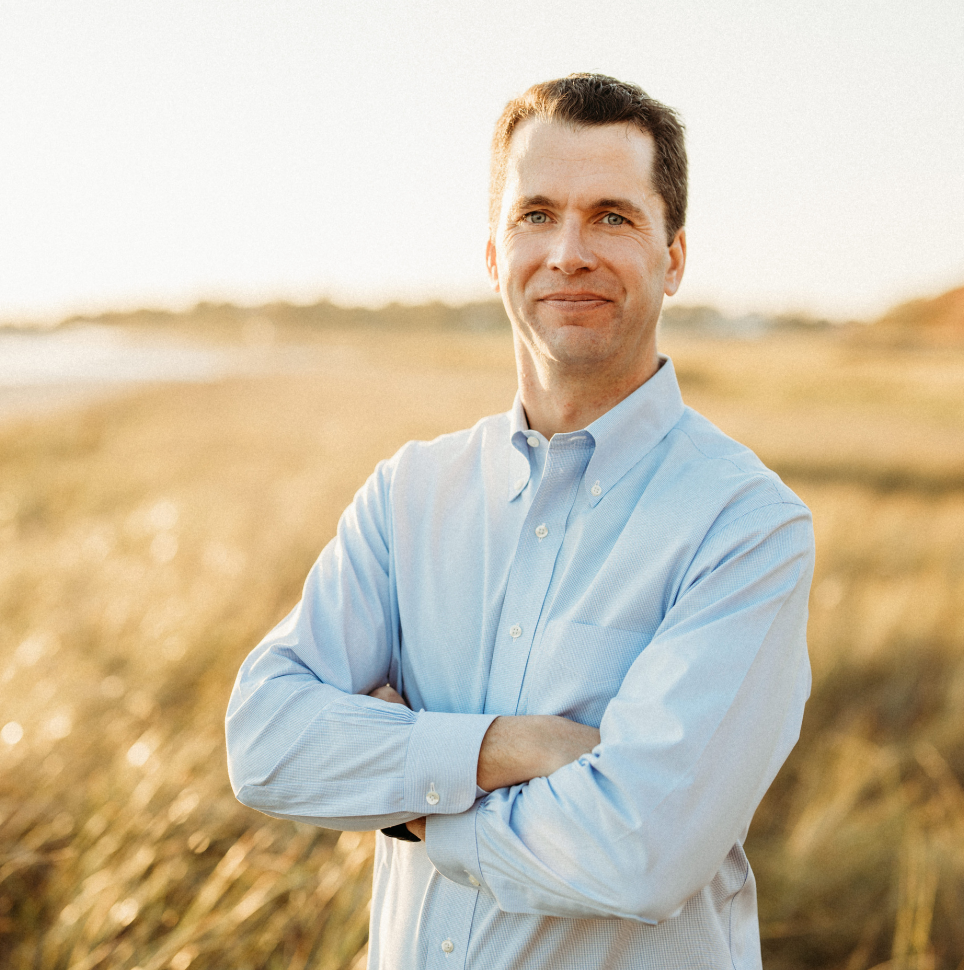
[591,481,602,496]
[509,624,522,638]
[426,783,440,805]
[441,939,455,953]
[526,435,539,448]
[534,523,548,539]
[514,477,527,490]
[467,873,480,887]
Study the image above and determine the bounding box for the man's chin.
[537,327,616,367]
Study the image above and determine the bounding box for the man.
[226,74,814,969]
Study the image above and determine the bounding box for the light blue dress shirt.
[226,356,814,970]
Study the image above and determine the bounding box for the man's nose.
[545,219,597,275]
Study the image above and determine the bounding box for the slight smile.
[538,293,612,312]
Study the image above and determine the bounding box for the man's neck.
[515,344,661,439]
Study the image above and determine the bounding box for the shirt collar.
[582,355,685,506]
[505,355,685,505]
[507,396,535,500]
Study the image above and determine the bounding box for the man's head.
[489,74,687,243]
[486,75,687,401]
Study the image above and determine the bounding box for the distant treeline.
[62,298,831,336]
[42,281,964,344]
[659,305,833,336]
[64,299,514,333]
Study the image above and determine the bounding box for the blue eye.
[603,213,626,226]
[525,212,548,224]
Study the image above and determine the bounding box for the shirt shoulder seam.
[671,424,804,510]
[705,499,812,540]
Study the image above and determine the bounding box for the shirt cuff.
[403,711,497,815]
[424,797,487,892]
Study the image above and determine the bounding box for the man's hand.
[370,684,407,706]
[405,816,427,840]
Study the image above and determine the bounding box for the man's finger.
[369,684,408,706]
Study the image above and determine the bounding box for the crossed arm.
[227,461,814,922]
[368,683,600,839]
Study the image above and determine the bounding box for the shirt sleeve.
[425,501,814,923]
[225,457,497,830]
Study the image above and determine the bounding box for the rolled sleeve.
[404,710,497,815]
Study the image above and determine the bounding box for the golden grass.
[0,323,962,968]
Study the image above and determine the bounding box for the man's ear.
[485,237,500,293]
[663,228,686,298]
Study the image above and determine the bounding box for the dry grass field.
[0,318,962,969]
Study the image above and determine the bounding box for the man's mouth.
[538,293,612,311]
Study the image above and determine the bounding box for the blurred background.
[1,2,962,968]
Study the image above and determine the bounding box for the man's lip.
[538,293,611,302]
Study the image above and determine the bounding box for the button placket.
[421,858,476,969]
[485,438,594,716]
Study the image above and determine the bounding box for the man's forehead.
[508,116,649,148]
[502,118,658,203]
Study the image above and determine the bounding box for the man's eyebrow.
[509,195,648,219]
[592,198,647,218]
[510,195,557,212]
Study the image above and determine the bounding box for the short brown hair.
[490,73,687,243]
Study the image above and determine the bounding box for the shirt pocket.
[525,619,646,728]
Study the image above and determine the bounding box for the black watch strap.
[381,823,421,842]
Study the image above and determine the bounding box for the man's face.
[487,119,685,377]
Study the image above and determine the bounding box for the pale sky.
[1,0,962,323]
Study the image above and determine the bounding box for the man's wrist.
[476,715,600,791]
[476,715,534,791]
